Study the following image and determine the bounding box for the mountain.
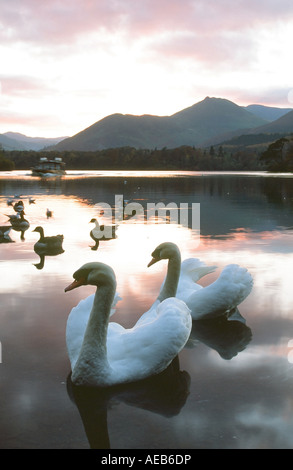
[247,109,293,135]
[244,104,292,122]
[53,97,268,151]
[0,132,68,151]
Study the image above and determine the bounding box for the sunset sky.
[1,0,293,138]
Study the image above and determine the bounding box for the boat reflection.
[187,308,252,360]
[66,356,190,449]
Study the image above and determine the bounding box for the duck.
[46,208,53,218]
[149,243,253,320]
[89,218,117,250]
[33,226,64,253]
[65,260,191,387]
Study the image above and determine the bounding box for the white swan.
[65,261,191,387]
[149,244,253,320]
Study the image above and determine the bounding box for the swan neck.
[158,251,181,301]
[72,281,116,385]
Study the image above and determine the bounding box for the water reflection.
[67,356,190,449]
[33,248,65,270]
[187,309,252,360]
[1,171,293,448]
[0,225,14,243]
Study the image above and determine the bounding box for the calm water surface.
[1,170,293,449]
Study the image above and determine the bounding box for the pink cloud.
[0,75,50,97]
[1,0,293,47]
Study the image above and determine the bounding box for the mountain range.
[0,132,67,151]
[1,97,293,151]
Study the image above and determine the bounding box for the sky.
[1,0,293,138]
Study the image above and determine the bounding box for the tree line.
[0,145,268,171]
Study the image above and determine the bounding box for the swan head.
[64,262,116,292]
[148,242,181,267]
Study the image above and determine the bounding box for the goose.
[13,200,24,213]
[65,261,191,387]
[8,211,30,240]
[33,226,64,252]
[149,243,253,320]
[89,218,117,250]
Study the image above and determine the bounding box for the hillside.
[53,97,268,151]
[248,109,293,134]
[0,132,68,151]
[244,104,292,122]
[217,109,293,150]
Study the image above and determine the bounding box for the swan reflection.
[186,308,252,360]
[66,356,190,449]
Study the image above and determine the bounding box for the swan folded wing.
[186,264,253,319]
[106,298,192,381]
[173,259,217,300]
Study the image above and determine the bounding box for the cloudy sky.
[1,0,293,138]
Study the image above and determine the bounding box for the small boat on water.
[31,156,66,177]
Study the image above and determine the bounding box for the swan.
[33,226,64,252]
[149,244,253,320]
[65,261,191,387]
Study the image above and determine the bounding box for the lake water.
[1,170,293,450]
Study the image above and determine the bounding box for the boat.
[31,157,66,177]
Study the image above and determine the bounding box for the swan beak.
[65,278,84,292]
[147,257,159,267]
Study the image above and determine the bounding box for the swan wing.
[106,298,192,383]
[185,264,253,320]
[176,259,217,300]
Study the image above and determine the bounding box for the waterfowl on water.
[65,256,191,387]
